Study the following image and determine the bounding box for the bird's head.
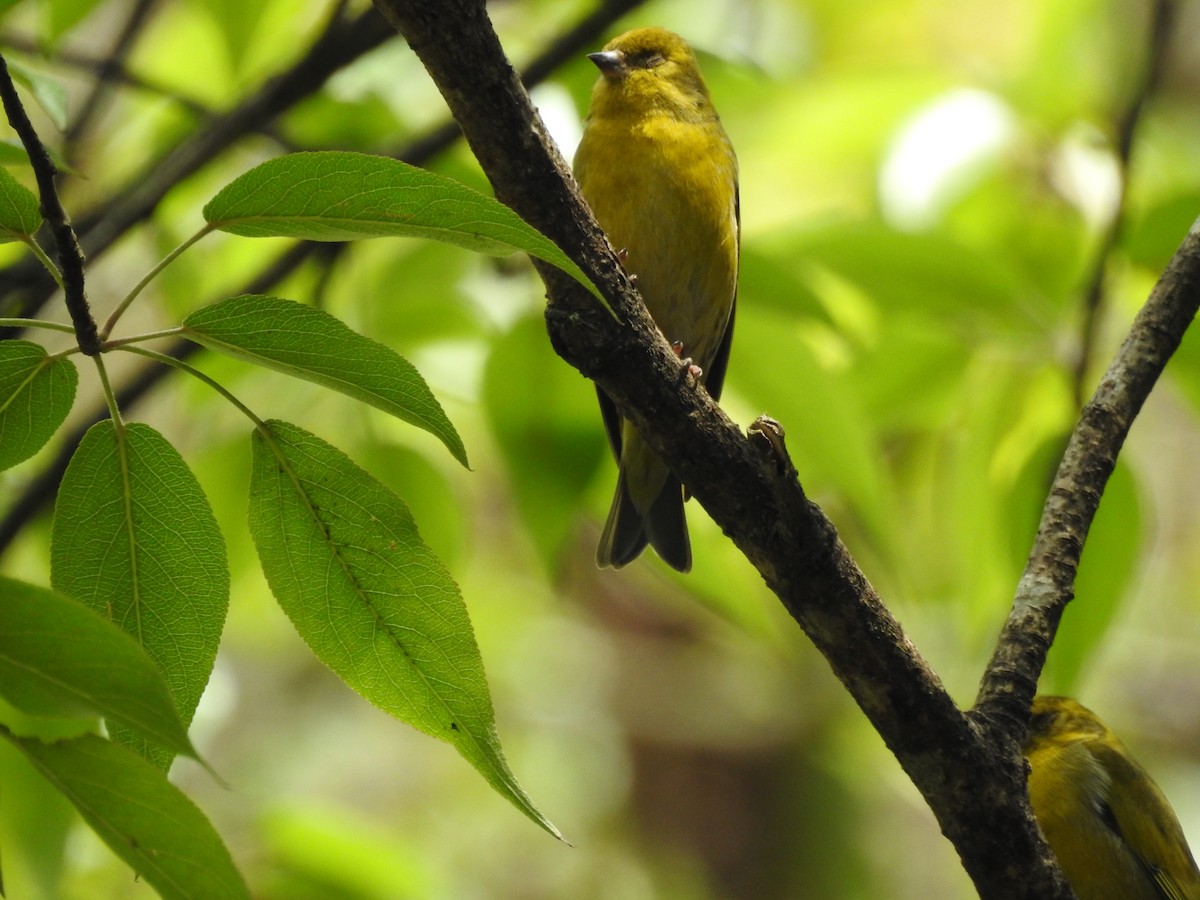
[586,28,713,118]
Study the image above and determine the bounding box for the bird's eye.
[631,51,667,69]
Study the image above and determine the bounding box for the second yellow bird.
[1025,695,1200,900]
[574,27,739,573]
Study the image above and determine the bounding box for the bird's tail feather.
[596,471,690,572]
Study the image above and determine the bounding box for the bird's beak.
[587,50,625,79]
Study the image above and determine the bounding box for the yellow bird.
[1024,695,1200,900]
[573,27,739,572]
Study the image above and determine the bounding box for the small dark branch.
[63,0,159,155]
[978,222,1200,733]
[377,1,1073,894]
[0,51,98,355]
[1072,0,1178,407]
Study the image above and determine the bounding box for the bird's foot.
[671,341,703,382]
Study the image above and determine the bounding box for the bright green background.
[2,0,1199,897]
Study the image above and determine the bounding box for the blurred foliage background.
[1,0,1199,896]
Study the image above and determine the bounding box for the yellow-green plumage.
[1024,696,1200,900]
[573,27,738,572]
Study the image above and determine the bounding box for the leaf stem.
[21,236,65,288]
[92,354,124,431]
[102,326,186,349]
[114,344,267,429]
[0,318,76,334]
[100,226,214,340]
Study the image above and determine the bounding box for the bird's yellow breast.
[574,106,737,373]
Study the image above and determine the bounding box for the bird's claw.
[671,341,703,382]
[748,415,797,478]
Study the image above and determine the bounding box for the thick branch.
[375,1,1071,896]
[977,221,1200,725]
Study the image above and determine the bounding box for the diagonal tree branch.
[372,1,1077,896]
[975,0,1195,742]
[977,222,1200,725]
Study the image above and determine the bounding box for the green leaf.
[182,294,468,467]
[0,341,77,472]
[202,151,604,302]
[248,420,561,840]
[50,421,228,766]
[7,61,68,131]
[1,730,249,900]
[0,166,41,240]
[198,0,269,71]
[0,578,196,760]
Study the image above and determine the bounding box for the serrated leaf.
[247,420,561,840]
[0,340,77,472]
[1,730,249,900]
[202,151,603,302]
[0,166,41,240]
[7,61,68,131]
[50,421,228,766]
[182,294,467,467]
[0,578,196,760]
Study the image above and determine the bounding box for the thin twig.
[0,51,98,354]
